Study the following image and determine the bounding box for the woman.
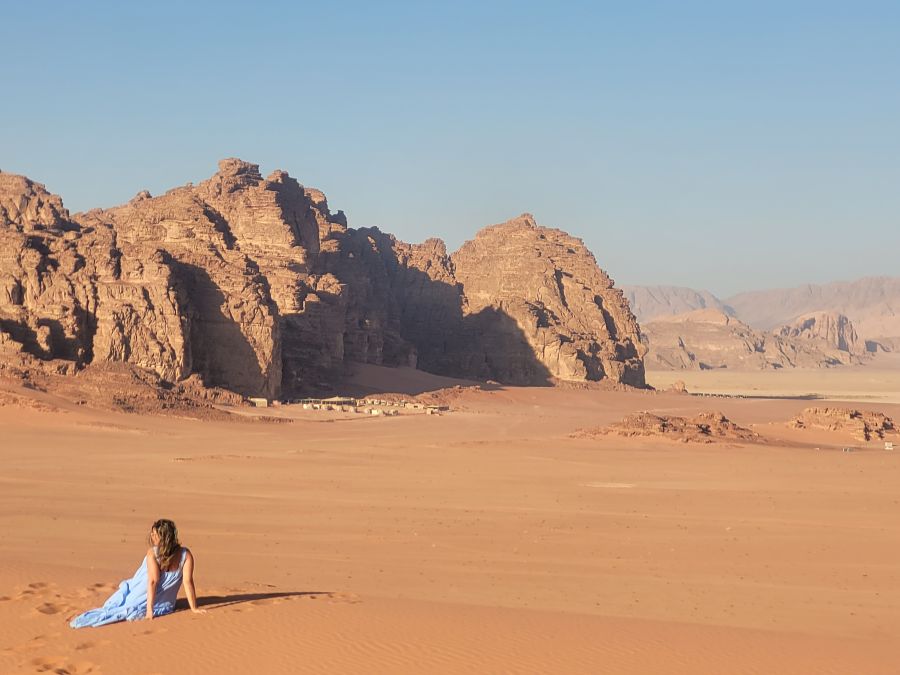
[70,519,206,628]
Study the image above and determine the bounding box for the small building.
[248,397,269,408]
[887,441,894,451]
[322,396,356,406]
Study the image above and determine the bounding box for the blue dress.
[70,547,187,628]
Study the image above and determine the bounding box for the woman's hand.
[191,608,208,615]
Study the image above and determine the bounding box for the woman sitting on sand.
[70,519,205,628]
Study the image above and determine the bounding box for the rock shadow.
[307,228,555,390]
[168,260,272,397]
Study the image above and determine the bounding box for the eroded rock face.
[0,174,189,383]
[91,160,295,398]
[449,216,645,385]
[790,407,895,441]
[0,162,646,396]
[776,312,863,356]
[641,309,866,371]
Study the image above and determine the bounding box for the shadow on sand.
[176,591,330,611]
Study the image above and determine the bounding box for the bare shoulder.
[146,548,160,576]
[182,547,194,561]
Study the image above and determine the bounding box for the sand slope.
[1,376,898,674]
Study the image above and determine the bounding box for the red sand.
[1,367,898,674]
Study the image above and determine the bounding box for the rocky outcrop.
[775,311,863,355]
[0,161,646,396]
[448,216,645,385]
[0,173,189,383]
[789,407,895,441]
[641,309,867,371]
[576,410,758,443]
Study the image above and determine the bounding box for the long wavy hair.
[149,519,181,570]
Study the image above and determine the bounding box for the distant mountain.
[624,277,900,346]
[641,309,867,371]
[725,277,900,341]
[621,285,732,323]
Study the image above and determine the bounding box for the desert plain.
[1,364,898,675]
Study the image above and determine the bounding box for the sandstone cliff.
[449,217,644,385]
[775,311,864,356]
[0,160,646,397]
[641,309,866,371]
[0,173,189,383]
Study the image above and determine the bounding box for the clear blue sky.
[3,1,898,297]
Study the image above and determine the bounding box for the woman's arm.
[145,548,160,621]
[182,549,206,614]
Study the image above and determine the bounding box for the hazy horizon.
[4,2,898,296]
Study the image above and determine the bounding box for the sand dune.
[1,379,898,673]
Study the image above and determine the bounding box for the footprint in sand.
[75,582,116,600]
[30,598,77,619]
[141,626,169,636]
[35,602,67,615]
[74,639,109,652]
[249,595,294,607]
[30,656,99,674]
[7,582,84,619]
[14,581,53,600]
[13,635,48,652]
[327,592,361,605]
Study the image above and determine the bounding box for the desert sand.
[1,367,899,674]
[647,352,900,404]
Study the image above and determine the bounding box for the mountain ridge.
[626,278,900,343]
[0,160,645,398]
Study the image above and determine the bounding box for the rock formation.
[626,279,900,351]
[789,407,895,441]
[775,311,863,355]
[0,160,646,398]
[408,216,645,385]
[576,410,758,443]
[726,277,900,343]
[0,172,189,383]
[640,309,867,371]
